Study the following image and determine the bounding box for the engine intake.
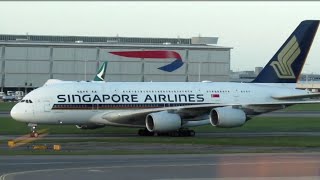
[146,111,181,132]
[210,107,246,128]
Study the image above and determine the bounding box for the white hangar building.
[0,35,232,92]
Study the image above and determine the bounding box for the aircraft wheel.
[30,132,39,138]
[138,129,154,136]
[138,129,144,136]
[189,130,195,137]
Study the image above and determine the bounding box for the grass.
[29,136,320,147]
[195,117,320,132]
[284,104,320,111]
[0,102,16,111]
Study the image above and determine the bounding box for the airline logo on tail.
[96,65,106,81]
[270,36,301,79]
[94,62,107,81]
[110,51,184,72]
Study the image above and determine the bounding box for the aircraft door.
[233,89,239,102]
[44,100,51,112]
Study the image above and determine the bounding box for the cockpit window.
[21,99,33,103]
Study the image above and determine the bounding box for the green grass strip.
[17,136,320,147]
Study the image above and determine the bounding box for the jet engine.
[146,111,181,132]
[76,124,106,130]
[209,107,246,128]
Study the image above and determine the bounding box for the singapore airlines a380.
[10,20,320,137]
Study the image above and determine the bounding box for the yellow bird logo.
[270,36,301,79]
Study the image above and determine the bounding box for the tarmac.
[1,153,320,180]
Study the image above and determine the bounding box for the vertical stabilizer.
[94,62,108,81]
[252,20,319,83]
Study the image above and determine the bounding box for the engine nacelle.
[76,124,105,130]
[146,111,181,132]
[209,107,246,128]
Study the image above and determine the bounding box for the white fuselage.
[10,81,308,126]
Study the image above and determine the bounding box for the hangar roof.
[0,41,231,50]
[0,34,232,49]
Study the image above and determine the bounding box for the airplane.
[10,20,320,137]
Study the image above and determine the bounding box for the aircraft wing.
[100,100,320,127]
[272,93,320,100]
[101,103,227,126]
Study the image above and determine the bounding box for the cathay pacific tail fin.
[94,62,108,81]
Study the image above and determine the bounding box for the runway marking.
[1,160,320,180]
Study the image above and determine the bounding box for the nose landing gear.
[28,123,38,138]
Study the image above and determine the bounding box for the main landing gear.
[158,129,195,137]
[28,123,39,138]
[138,128,155,136]
[137,128,195,137]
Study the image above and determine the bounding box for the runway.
[1,153,320,180]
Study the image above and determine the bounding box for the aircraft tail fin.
[94,62,108,81]
[252,20,319,83]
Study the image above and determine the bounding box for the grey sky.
[0,1,320,73]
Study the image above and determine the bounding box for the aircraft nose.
[10,104,24,122]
